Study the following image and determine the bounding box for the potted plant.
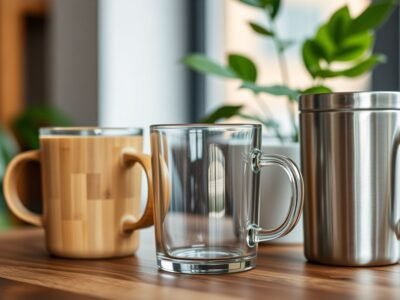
[183,0,396,243]
[0,128,18,230]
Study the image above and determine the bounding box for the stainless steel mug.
[151,124,304,274]
[300,91,400,266]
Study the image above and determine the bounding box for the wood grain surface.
[0,228,399,300]
[0,277,97,300]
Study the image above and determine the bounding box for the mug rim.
[40,127,143,137]
[150,123,261,131]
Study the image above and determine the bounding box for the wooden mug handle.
[3,150,43,227]
[120,147,154,234]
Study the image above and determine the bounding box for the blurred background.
[0,0,398,228]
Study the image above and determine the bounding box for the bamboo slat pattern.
[40,136,143,258]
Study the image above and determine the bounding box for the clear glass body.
[151,123,304,274]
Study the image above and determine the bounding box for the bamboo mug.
[3,127,153,258]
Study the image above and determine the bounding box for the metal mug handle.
[247,149,304,246]
[391,131,400,240]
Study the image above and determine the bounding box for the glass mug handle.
[247,149,304,246]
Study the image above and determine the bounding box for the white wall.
[204,0,226,113]
[99,0,189,139]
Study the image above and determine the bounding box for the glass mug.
[150,124,303,274]
[3,127,153,258]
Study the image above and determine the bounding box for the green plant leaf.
[315,54,386,78]
[334,32,373,61]
[314,24,336,62]
[349,0,395,35]
[303,1,395,72]
[0,128,18,182]
[249,22,274,36]
[241,82,299,100]
[239,0,281,19]
[302,85,333,94]
[302,40,322,78]
[313,69,338,78]
[327,6,351,44]
[228,54,258,82]
[12,105,73,150]
[182,54,237,79]
[268,0,281,19]
[239,0,273,8]
[200,105,243,123]
[341,54,387,77]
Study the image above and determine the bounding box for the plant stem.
[255,93,273,117]
[277,47,290,86]
[270,23,290,84]
[270,22,298,142]
[255,93,285,140]
[239,113,284,143]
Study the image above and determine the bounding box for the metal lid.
[299,91,400,112]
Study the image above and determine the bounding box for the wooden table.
[0,228,399,300]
